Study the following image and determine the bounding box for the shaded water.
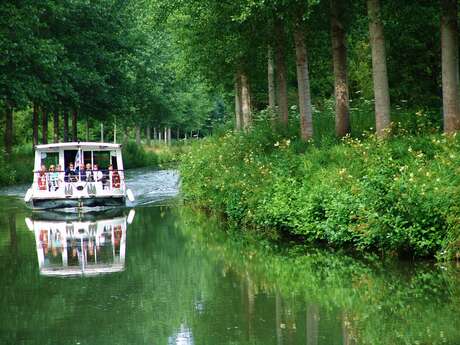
[1,170,460,344]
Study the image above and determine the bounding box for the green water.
[1,196,460,345]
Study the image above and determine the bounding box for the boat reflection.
[25,209,135,277]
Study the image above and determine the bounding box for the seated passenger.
[57,164,64,185]
[102,165,111,189]
[48,165,59,191]
[111,165,121,189]
[85,163,94,182]
[38,165,47,191]
[76,163,85,181]
[93,164,103,182]
[65,162,78,182]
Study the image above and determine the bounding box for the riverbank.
[180,121,460,261]
[0,141,182,187]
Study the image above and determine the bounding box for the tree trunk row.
[36,108,78,144]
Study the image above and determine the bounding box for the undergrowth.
[180,108,460,260]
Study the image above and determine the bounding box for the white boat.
[24,142,135,209]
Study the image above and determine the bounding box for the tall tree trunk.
[42,109,48,144]
[72,110,77,141]
[146,126,151,146]
[168,127,171,143]
[33,104,39,148]
[367,0,391,136]
[235,72,243,131]
[53,112,59,143]
[153,127,157,142]
[4,106,13,156]
[331,0,350,137]
[441,0,460,132]
[176,128,180,140]
[267,45,276,110]
[63,111,69,142]
[275,18,289,125]
[136,125,141,145]
[240,72,252,131]
[294,22,314,141]
[164,127,167,143]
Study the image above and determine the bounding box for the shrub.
[180,112,460,260]
[122,140,158,169]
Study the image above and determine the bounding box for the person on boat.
[75,162,85,181]
[57,164,64,185]
[101,165,110,189]
[48,165,60,191]
[109,164,121,189]
[85,163,94,182]
[93,164,103,182]
[65,162,78,182]
[38,165,47,191]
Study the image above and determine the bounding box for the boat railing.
[33,169,127,194]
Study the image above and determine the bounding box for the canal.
[0,169,459,345]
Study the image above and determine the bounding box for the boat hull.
[30,196,125,210]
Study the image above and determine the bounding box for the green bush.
[122,140,159,169]
[0,144,34,187]
[180,111,460,260]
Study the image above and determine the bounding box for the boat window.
[83,151,92,166]
[64,150,78,168]
[40,152,59,169]
[93,151,111,170]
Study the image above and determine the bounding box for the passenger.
[57,164,64,185]
[111,166,121,189]
[38,165,47,191]
[85,163,94,182]
[102,164,111,189]
[76,162,85,181]
[48,165,59,191]
[65,162,78,182]
[93,164,103,182]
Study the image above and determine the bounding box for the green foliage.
[122,141,159,169]
[180,109,460,260]
[0,144,34,187]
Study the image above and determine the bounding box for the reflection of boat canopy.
[27,214,132,277]
[24,142,134,209]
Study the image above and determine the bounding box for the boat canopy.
[35,142,121,151]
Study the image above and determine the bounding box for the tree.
[4,106,13,156]
[293,12,314,141]
[441,0,460,133]
[235,73,243,131]
[267,45,276,110]
[367,0,390,136]
[331,0,350,137]
[241,72,252,130]
[274,17,289,126]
